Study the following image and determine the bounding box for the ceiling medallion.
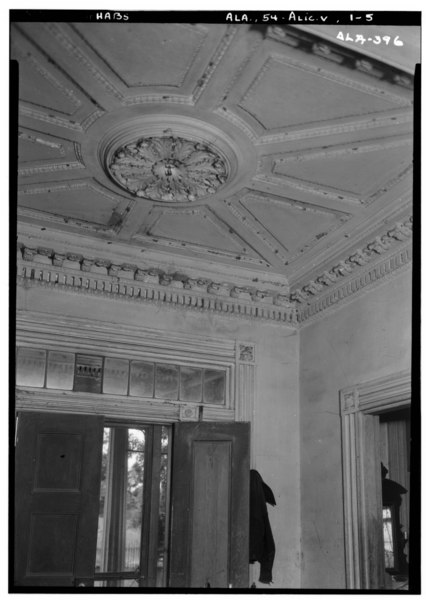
[108,134,228,202]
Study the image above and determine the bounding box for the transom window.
[15,347,227,405]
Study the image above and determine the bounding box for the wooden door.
[14,411,104,587]
[169,422,250,589]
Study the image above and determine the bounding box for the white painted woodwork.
[340,371,411,589]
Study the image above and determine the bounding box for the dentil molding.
[16,215,412,325]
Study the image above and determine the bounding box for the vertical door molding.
[340,370,411,589]
[235,342,256,464]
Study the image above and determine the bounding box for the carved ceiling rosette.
[108,135,228,202]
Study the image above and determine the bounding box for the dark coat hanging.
[249,469,276,584]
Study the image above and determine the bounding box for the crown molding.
[267,25,415,90]
[17,244,297,326]
[297,241,412,326]
[16,210,413,326]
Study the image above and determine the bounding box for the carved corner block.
[179,405,200,422]
[238,343,255,363]
[340,390,358,414]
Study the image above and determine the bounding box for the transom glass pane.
[46,351,75,390]
[180,367,202,403]
[203,369,226,405]
[129,361,154,397]
[155,364,179,400]
[16,347,46,388]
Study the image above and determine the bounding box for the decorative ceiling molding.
[225,190,350,266]
[16,210,412,326]
[223,196,288,261]
[192,26,238,103]
[298,243,412,327]
[18,161,86,177]
[109,134,228,201]
[267,26,414,91]
[255,111,413,145]
[11,38,82,113]
[253,171,361,204]
[76,23,209,89]
[123,94,194,107]
[19,104,84,132]
[17,206,118,235]
[267,136,413,204]
[273,135,412,164]
[18,130,66,157]
[135,204,272,267]
[292,217,413,321]
[213,107,258,143]
[17,244,297,326]
[44,23,125,102]
[239,53,411,133]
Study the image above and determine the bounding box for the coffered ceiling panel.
[12,20,418,291]
[18,181,129,228]
[12,35,82,118]
[272,137,413,200]
[136,205,263,260]
[239,56,409,131]
[18,129,74,164]
[238,193,348,262]
[73,23,209,89]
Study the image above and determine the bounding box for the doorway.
[13,411,250,589]
[94,424,171,587]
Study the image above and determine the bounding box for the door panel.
[14,411,104,587]
[169,422,250,588]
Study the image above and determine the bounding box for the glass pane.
[156,427,169,587]
[16,347,46,387]
[103,357,129,395]
[180,366,202,402]
[74,354,103,393]
[383,507,395,569]
[124,429,145,571]
[129,361,154,397]
[46,351,75,390]
[95,428,111,573]
[203,369,226,404]
[155,364,179,400]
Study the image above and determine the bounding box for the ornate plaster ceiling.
[12,21,417,298]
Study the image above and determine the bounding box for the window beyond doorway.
[94,424,171,587]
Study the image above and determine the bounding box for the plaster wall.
[16,282,301,588]
[299,268,412,589]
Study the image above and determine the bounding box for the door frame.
[340,370,411,589]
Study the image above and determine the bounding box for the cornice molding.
[17,244,298,326]
[297,242,412,326]
[267,25,415,91]
[16,212,413,326]
[292,215,412,307]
